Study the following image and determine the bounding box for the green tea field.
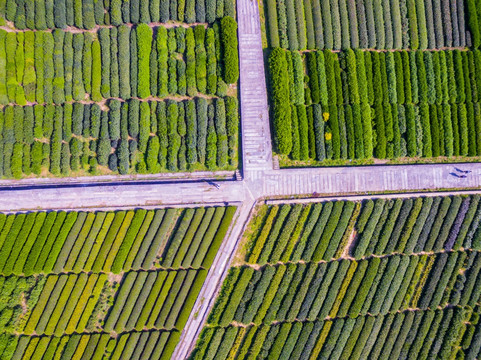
[194,196,481,359]
[0,205,236,359]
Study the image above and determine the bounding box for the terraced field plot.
[0,0,240,178]
[194,196,481,359]
[0,205,236,359]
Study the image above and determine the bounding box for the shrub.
[225,96,238,166]
[269,48,292,154]
[167,100,180,171]
[180,100,197,165]
[129,28,138,97]
[107,29,120,98]
[136,24,152,99]
[193,26,207,94]
[96,29,112,99]
[185,27,197,96]
[296,105,309,160]
[138,101,150,153]
[221,17,239,84]
[154,28,168,98]
[307,52,320,104]
[109,100,121,142]
[467,0,481,48]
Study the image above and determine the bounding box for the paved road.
[172,198,256,359]
[0,181,247,212]
[237,0,273,177]
[261,163,481,196]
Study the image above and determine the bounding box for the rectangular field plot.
[270,47,481,166]
[266,0,481,168]
[193,196,481,359]
[1,0,236,29]
[0,205,236,359]
[0,0,240,178]
[263,0,468,50]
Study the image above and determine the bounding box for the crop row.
[287,48,481,108]
[467,0,481,48]
[104,268,207,333]
[22,273,107,336]
[0,275,45,334]
[195,306,480,360]
[208,250,481,327]
[8,330,180,360]
[1,0,235,29]
[264,0,469,50]
[0,206,235,276]
[245,196,481,265]
[270,47,481,160]
[0,18,239,106]
[0,96,238,178]
[21,268,208,336]
[353,195,481,258]
[291,101,481,163]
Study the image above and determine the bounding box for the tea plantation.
[0,0,240,178]
[267,0,481,166]
[0,205,236,359]
[194,196,481,359]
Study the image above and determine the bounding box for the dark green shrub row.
[265,0,467,50]
[196,305,474,359]
[220,16,239,84]
[269,48,292,154]
[2,0,235,29]
[0,21,238,106]
[0,97,238,178]
[208,250,481,327]
[467,0,481,49]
